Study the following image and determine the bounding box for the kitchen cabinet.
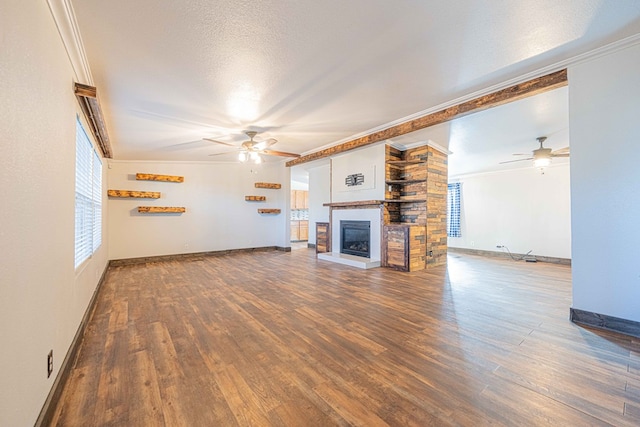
[290,220,309,241]
[290,190,309,209]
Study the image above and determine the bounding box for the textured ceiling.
[71,0,640,173]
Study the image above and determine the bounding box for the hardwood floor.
[49,250,640,426]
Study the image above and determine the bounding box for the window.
[75,116,102,268]
[447,182,461,238]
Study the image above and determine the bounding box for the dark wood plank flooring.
[49,250,640,426]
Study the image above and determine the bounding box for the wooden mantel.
[323,200,385,208]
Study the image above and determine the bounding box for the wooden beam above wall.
[286,69,568,167]
[74,83,113,159]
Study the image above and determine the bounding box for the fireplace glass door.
[340,220,371,257]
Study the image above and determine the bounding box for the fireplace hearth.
[340,220,371,258]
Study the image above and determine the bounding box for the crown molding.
[388,139,451,155]
[46,0,93,84]
[297,33,640,159]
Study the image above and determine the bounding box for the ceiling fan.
[207,131,300,163]
[500,136,569,168]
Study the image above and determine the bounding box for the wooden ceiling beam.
[75,82,113,158]
[286,69,567,167]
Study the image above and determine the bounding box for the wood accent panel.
[135,173,184,183]
[245,196,267,202]
[382,225,409,271]
[258,208,281,214]
[425,146,448,267]
[108,190,161,199]
[48,251,640,426]
[255,182,281,189]
[315,222,330,253]
[138,206,185,213]
[286,69,567,167]
[382,224,426,271]
[74,83,113,158]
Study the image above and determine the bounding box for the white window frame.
[447,182,461,238]
[75,116,102,269]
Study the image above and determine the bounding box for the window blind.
[75,117,102,268]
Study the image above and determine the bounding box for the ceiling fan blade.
[499,157,533,164]
[208,151,238,157]
[203,138,236,147]
[253,138,278,151]
[262,149,300,158]
[552,147,570,155]
[551,153,570,158]
[263,138,277,148]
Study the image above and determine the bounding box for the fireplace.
[340,220,371,258]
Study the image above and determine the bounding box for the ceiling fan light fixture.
[250,151,259,161]
[238,151,247,162]
[254,154,262,164]
[534,157,551,168]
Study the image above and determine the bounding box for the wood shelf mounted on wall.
[138,206,186,213]
[245,196,267,202]
[258,209,281,214]
[136,173,184,183]
[108,190,161,199]
[254,182,281,189]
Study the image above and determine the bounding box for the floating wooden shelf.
[258,209,281,214]
[136,173,184,183]
[245,195,267,202]
[255,182,281,189]
[385,179,427,184]
[108,189,161,199]
[138,206,185,213]
[384,199,427,203]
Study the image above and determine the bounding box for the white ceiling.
[71,1,640,174]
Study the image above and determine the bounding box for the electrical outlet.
[47,350,53,378]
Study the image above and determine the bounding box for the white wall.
[331,144,386,203]
[569,42,640,323]
[0,3,109,425]
[108,160,289,259]
[449,164,572,259]
[307,163,331,244]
